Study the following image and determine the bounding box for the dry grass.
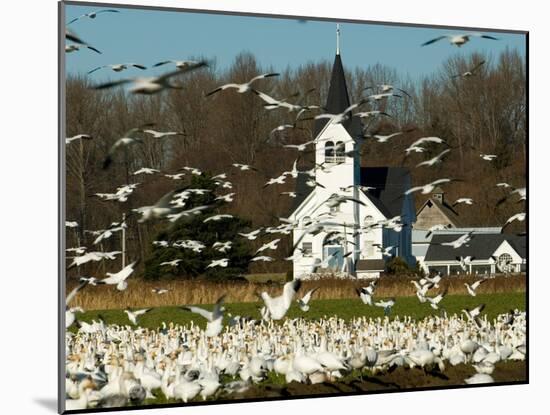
[68,273,526,311]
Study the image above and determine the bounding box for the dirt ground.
[233,361,527,400]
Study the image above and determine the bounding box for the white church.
[287,47,416,279]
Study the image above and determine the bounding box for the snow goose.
[124,308,152,325]
[452,61,485,78]
[258,279,301,320]
[206,73,279,96]
[238,228,263,240]
[93,62,208,95]
[405,178,454,195]
[100,260,138,291]
[256,238,280,254]
[133,167,159,175]
[88,63,146,74]
[501,212,526,232]
[421,33,498,47]
[144,129,185,139]
[440,231,474,249]
[426,288,447,310]
[66,134,93,144]
[66,44,101,54]
[374,298,396,315]
[298,287,319,312]
[465,373,494,384]
[206,258,229,268]
[153,59,204,70]
[452,198,474,207]
[68,9,120,24]
[480,153,497,161]
[416,149,451,167]
[232,163,257,171]
[181,295,226,337]
[464,278,487,296]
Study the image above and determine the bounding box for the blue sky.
[65,4,526,82]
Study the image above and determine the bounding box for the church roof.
[313,54,362,138]
[359,167,411,218]
[416,198,463,228]
[290,166,411,218]
[424,234,526,261]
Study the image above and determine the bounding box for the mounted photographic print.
[60,1,528,412]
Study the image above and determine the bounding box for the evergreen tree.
[144,174,253,280]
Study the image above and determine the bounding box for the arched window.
[325,141,335,163]
[497,253,513,273]
[364,215,375,228]
[335,141,345,162]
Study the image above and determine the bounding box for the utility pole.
[121,213,126,268]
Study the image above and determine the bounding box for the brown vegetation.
[68,274,526,310]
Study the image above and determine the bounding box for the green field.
[73,292,526,330]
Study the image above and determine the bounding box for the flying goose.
[441,231,474,249]
[124,308,152,325]
[88,63,146,74]
[65,44,101,54]
[501,212,526,232]
[282,140,316,152]
[372,132,403,143]
[250,255,275,262]
[256,238,281,254]
[153,59,204,69]
[456,255,475,271]
[263,174,287,187]
[480,154,497,161]
[93,62,208,95]
[206,73,279,96]
[100,260,138,291]
[452,61,486,78]
[405,178,454,195]
[102,124,153,169]
[66,134,93,144]
[416,149,451,167]
[258,279,301,320]
[421,33,498,47]
[232,163,257,171]
[133,188,196,223]
[465,278,487,296]
[133,167,160,175]
[452,198,474,207]
[314,100,367,124]
[374,298,396,315]
[238,228,263,240]
[298,287,319,312]
[426,288,448,310]
[68,9,120,24]
[160,259,182,267]
[203,214,233,223]
[181,295,226,337]
[66,281,88,328]
[143,129,185,139]
[251,89,304,111]
[206,258,229,268]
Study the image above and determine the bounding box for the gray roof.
[290,166,411,218]
[359,167,411,218]
[424,233,526,261]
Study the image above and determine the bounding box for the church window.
[302,242,313,256]
[335,141,345,162]
[325,141,335,163]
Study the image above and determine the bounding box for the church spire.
[336,23,341,55]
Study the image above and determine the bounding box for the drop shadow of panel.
[34,398,58,413]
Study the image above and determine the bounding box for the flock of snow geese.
[64,9,526,409]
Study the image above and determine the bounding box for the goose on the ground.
[206,73,279,96]
[421,33,498,47]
